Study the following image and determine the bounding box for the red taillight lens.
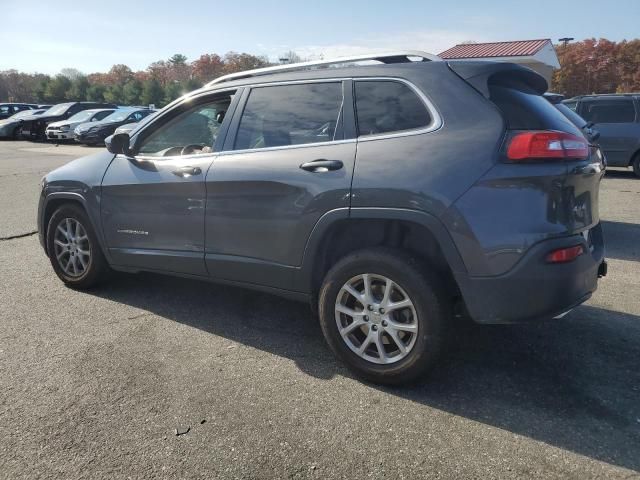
[507,131,589,161]
[546,245,584,263]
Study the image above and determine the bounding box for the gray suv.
[38,52,606,384]
[563,94,640,176]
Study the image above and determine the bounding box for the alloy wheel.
[335,273,418,364]
[53,218,91,278]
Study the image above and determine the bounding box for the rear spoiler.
[447,61,548,98]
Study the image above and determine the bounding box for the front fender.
[38,150,116,261]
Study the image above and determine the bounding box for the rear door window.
[234,82,343,150]
[581,99,636,123]
[354,80,431,136]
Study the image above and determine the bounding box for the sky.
[3,0,640,75]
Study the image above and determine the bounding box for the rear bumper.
[455,223,606,324]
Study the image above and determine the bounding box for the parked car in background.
[45,108,115,141]
[19,102,117,140]
[0,103,39,120]
[112,111,158,136]
[563,94,640,177]
[74,108,154,145]
[38,53,606,384]
[544,93,601,145]
[0,109,46,139]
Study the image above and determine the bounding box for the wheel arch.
[40,193,109,261]
[298,207,468,303]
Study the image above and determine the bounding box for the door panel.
[101,154,214,275]
[205,141,356,286]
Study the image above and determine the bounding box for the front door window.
[138,93,234,157]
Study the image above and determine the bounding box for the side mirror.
[105,132,130,155]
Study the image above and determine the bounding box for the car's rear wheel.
[632,153,640,179]
[46,204,109,289]
[318,248,449,385]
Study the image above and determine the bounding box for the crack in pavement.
[0,230,38,241]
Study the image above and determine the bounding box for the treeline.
[3,40,639,105]
[0,52,271,107]
[551,38,640,96]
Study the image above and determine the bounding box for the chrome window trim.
[218,138,357,157]
[354,77,443,142]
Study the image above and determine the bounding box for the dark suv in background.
[19,102,117,140]
[37,53,606,384]
[564,94,640,176]
[74,108,155,145]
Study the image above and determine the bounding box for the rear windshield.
[555,104,587,129]
[44,103,73,116]
[489,80,582,135]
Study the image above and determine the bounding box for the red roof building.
[439,39,560,83]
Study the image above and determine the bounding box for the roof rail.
[206,50,441,86]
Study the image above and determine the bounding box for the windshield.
[102,110,135,123]
[44,103,73,116]
[12,109,43,119]
[68,110,96,122]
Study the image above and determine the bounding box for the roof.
[439,39,551,59]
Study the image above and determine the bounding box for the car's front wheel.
[318,248,449,385]
[46,204,109,289]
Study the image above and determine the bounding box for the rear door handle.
[299,159,343,172]
[172,166,202,177]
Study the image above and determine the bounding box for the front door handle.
[172,166,202,177]
[299,159,344,172]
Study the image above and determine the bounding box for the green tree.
[33,78,50,103]
[104,84,124,104]
[163,81,183,105]
[66,76,90,101]
[44,75,72,103]
[169,54,188,66]
[86,84,107,102]
[140,77,164,107]
[183,78,202,92]
[122,79,143,105]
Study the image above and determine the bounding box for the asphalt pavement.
[0,140,639,479]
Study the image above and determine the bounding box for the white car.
[45,108,115,141]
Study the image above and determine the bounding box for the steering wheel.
[162,146,183,157]
[181,144,205,156]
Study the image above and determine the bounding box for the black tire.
[632,153,640,179]
[318,247,450,385]
[12,126,21,140]
[46,204,110,289]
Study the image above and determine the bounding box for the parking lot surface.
[0,140,639,479]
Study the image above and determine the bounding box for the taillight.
[546,245,584,263]
[506,131,589,162]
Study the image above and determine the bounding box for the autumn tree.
[223,52,270,74]
[191,54,224,82]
